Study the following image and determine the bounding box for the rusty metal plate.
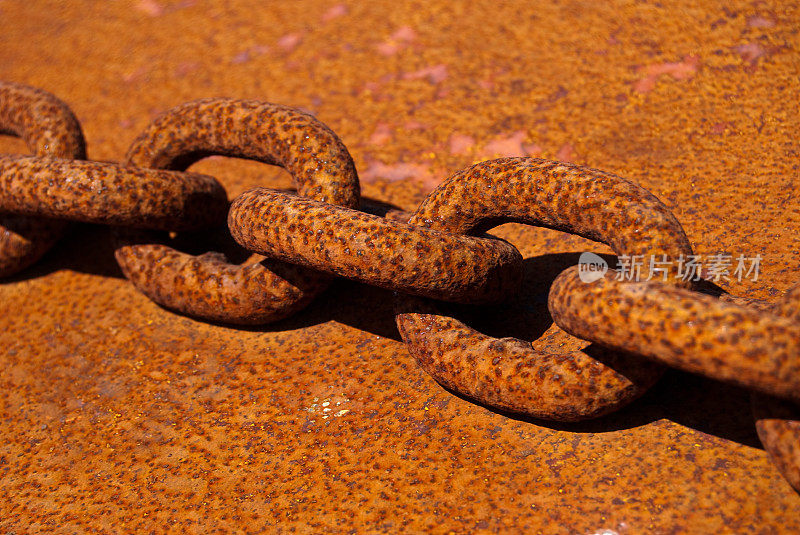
[1,0,798,531]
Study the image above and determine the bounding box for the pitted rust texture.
[548,269,800,401]
[753,394,800,493]
[751,284,800,493]
[113,99,360,324]
[0,155,227,231]
[0,81,85,276]
[3,0,800,529]
[395,157,693,421]
[229,188,522,304]
[409,158,694,284]
[773,283,800,323]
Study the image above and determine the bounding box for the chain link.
[549,267,800,400]
[112,98,360,325]
[228,188,523,303]
[0,81,85,276]
[0,81,797,492]
[394,158,694,421]
[0,155,227,229]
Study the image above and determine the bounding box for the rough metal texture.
[548,269,800,401]
[549,270,800,490]
[753,395,800,493]
[113,99,360,324]
[0,81,85,276]
[395,157,694,421]
[229,188,522,303]
[0,154,227,230]
[751,284,800,493]
[2,0,799,530]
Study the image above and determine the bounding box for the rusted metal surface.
[0,155,227,230]
[229,188,522,303]
[1,0,799,531]
[395,158,693,421]
[113,99,360,324]
[750,277,800,492]
[0,81,85,276]
[549,269,800,401]
[753,395,800,493]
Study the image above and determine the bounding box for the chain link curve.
[0,81,85,276]
[112,98,360,325]
[394,157,694,421]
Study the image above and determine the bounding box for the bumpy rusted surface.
[395,157,693,421]
[3,0,800,530]
[751,285,800,493]
[0,81,85,276]
[113,99,360,324]
[0,155,227,230]
[229,188,522,303]
[549,269,800,401]
[753,394,800,493]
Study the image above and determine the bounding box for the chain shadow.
[0,195,409,284]
[228,249,595,341]
[425,259,763,449]
[277,249,761,448]
[2,202,764,449]
[443,367,762,449]
[0,222,126,282]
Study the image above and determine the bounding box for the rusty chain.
[1,81,797,492]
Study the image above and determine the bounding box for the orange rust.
[113,98,360,324]
[549,270,800,402]
[1,0,799,531]
[0,155,227,230]
[753,394,800,493]
[0,81,85,276]
[395,158,693,421]
[228,188,523,304]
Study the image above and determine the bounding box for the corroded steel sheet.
[0,0,798,531]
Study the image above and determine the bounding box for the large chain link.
[0,82,85,276]
[1,81,797,492]
[394,158,694,421]
[112,98,360,325]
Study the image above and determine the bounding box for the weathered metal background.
[1,0,798,531]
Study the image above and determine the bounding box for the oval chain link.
[394,157,694,422]
[112,98,361,325]
[0,81,85,276]
[228,188,523,304]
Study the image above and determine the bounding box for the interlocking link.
[1,81,797,491]
[228,188,522,304]
[112,98,360,324]
[550,267,800,490]
[0,81,85,276]
[548,269,800,401]
[0,155,227,230]
[395,158,694,421]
